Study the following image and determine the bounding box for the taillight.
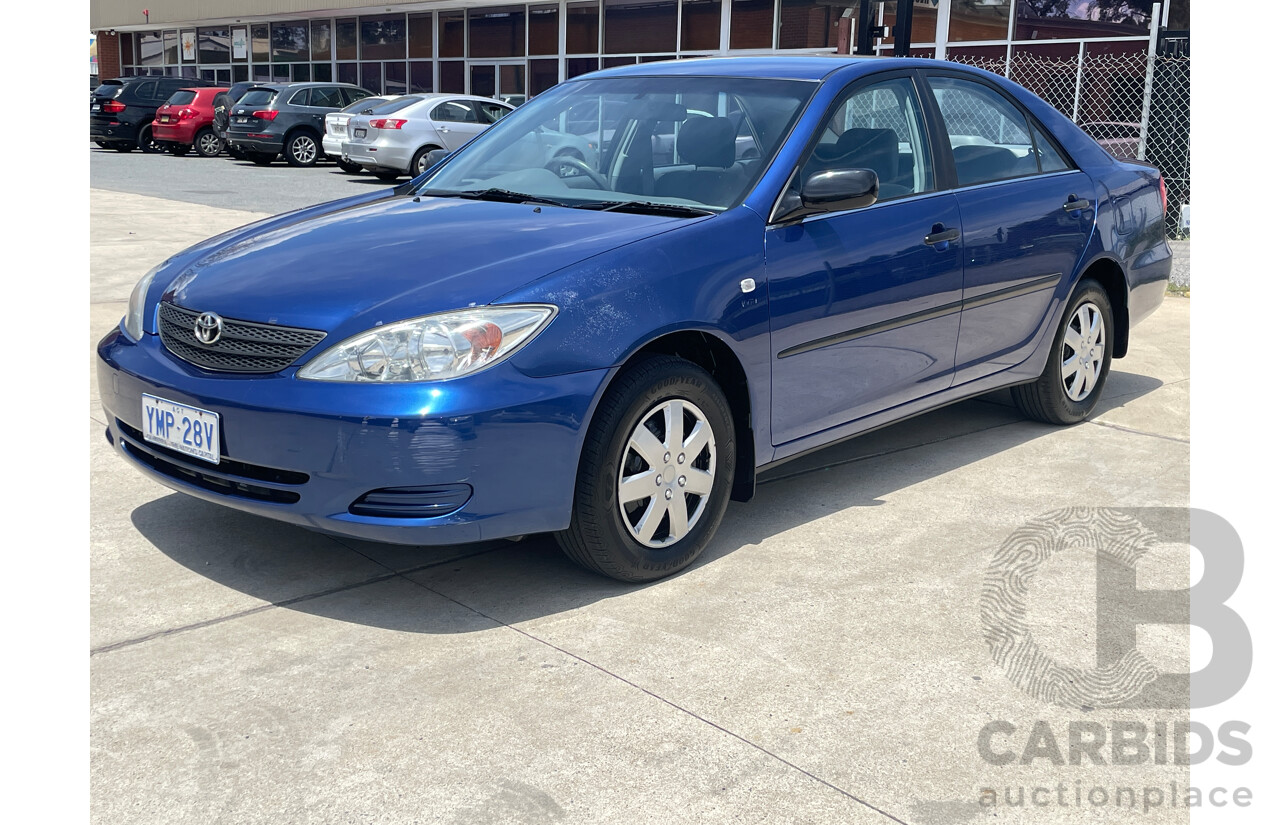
[252,110,279,121]
[370,118,407,130]
[1158,175,1167,216]
[102,100,126,113]
[177,108,197,120]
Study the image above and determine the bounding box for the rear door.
[922,72,1095,385]
[429,100,486,150]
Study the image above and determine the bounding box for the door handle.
[438,127,451,133]
[924,227,960,247]
[1062,196,1090,213]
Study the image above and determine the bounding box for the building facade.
[90,1,1179,99]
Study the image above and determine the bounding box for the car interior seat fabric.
[653,117,747,207]
[952,144,1019,186]
[805,127,911,198]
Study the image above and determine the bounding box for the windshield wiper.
[419,188,570,208]
[579,200,715,218]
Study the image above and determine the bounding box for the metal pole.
[1136,2,1161,161]
[895,0,916,57]
[1071,39,1084,123]
[856,0,875,55]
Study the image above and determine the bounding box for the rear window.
[340,96,388,114]
[366,96,423,115]
[167,90,197,106]
[237,90,277,107]
[93,82,123,98]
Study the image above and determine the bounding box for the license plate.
[234,116,249,123]
[158,115,171,123]
[91,103,100,111]
[353,128,367,138]
[142,394,220,464]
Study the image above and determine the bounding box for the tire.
[373,170,401,181]
[94,140,110,149]
[336,159,363,174]
[1012,278,1114,425]
[113,144,133,153]
[137,125,163,154]
[169,145,189,157]
[411,145,442,176]
[193,128,222,158]
[555,355,736,582]
[246,151,276,166]
[284,132,320,167]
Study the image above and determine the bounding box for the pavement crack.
[1087,419,1190,443]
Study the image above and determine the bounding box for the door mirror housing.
[774,169,879,224]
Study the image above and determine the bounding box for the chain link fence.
[947,50,1190,245]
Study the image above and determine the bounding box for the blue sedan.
[97,57,1171,582]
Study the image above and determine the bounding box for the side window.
[310,87,344,108]
[340,87,370,106]
[432,101,476,123]
[476,102,510,124]
[288,88,311,107]
[134,81,156,101]
[1031,124,1070,173]
[798,76,934,202]
[928,76,1041,186]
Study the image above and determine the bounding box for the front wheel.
[137,125,163,154]
[1012,279,1114,425]
[555,355,736,582]
[284,132,319,167]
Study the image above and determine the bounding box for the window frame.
[919,68,1079,191]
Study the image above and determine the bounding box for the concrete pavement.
[90,186,1192,825]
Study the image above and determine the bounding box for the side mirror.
[775,169,879,224]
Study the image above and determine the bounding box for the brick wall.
[97,30,122,79]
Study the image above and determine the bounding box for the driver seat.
[653,117,746,207]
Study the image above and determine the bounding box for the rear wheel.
[555,355,735,582]
[285,132,320,167]
[411,145,443,175]
[336,159,363,174]
[137,125,163,154]
[94,140,110,149]
[1012,278,1114,425]
[246,151,276,166]
[194,128,222,158]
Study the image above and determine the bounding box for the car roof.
[247,81,366,90]
[584,55,942,82]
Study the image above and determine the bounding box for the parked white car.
[340,94,513,180]
[324,95,398,173]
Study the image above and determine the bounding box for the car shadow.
[128,371,1166,634]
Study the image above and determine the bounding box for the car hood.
[161,194,689,336]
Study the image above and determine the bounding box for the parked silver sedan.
[341,94,514,180]
[324,95,398,173]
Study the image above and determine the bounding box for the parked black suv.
[91,76,220,153]
[211,82,257,160]
[224,82,374,167]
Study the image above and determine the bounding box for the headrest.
[677,117,736,169]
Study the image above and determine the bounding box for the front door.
[469,61,526,101]
[767,73,964,446]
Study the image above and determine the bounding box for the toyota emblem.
[193,312,224,345]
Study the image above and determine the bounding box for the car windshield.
[417,76,814,213]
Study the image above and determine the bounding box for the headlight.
[298,305,557,382]
[122,263,163,341]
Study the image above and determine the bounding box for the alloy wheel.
[1061,301,1105,401]
[197,132,221,156]
[617,398,716,548]
[291,136,317,165]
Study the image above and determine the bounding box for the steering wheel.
[545,154,609,190]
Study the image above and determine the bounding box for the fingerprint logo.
[981,507,1162,709]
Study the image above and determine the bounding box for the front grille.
[117,421,304,504]
[158,302,326,374]
[349,484,473,518]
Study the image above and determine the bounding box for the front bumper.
[341,138,413,173]
[97,326,607,545]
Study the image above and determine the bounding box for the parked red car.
[152,87,228,157]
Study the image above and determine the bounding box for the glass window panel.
[778,0,835,49]
[163,30,179,64]
[469,7,526,58]
[337,62,358,85]
[730,0,773,49]
[251,25,269,62]
[438,11,465,58]
[181,66,198,78]
[929,75,1035,185]
[1015,0,1150,40]
[499,64,526,96]
[271,23,309,62]
[360,63,383,94]
[1031,124,1070,171]
[385,62,408,94]
[252,64,271,81]
[273,64,290,81]
[948,0,1011,42]
[410,61,434,93]
[682,0,722,51]
[439,60,466,92]
[138,32,163,66]
[530,58,559,95]
[601,55,638,68]
[361,15,406,61]
[880,1,938,46]
[604,0,677,54]
[408,14,433,58]
[471,65,497,97]
[313,63,333,82]
[566,2,601,53]
[566,57,600,77]
[198,28,230,63]
[120,32,135,66]
[292,63,311,82]
[199,69,215,82]
[529,5,560,55]
[336,19,358,61]
[233,65,248,83]
[311,21,332,61]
